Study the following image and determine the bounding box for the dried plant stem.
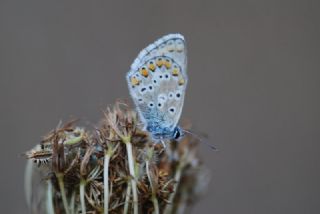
[124,182,132,214]
[124,139,138,214]
[152,195,160,214]
[163,164,183,214]
[146,161,159,214]
[70,191,76,214]
[104,150,111,214]
[80,179,86,214]
[175,189,188,214]
[56,173,70,214]
[46,180,54,214]
[103,143,119,214]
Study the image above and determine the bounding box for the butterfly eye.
[173,127,181,139]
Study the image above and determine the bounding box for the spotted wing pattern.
[126,34,187,139]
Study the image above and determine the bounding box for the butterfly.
[126,34,188,141]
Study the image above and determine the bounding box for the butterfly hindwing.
[127,34,187,139]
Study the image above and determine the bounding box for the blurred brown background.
[1,0,320,213]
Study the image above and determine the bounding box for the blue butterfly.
[126,34,188,141]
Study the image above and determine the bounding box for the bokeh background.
[1,0,320,213]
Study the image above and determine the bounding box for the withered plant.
[25,102,210,214]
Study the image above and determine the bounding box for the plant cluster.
[25,103,209,214]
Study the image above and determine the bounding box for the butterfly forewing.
[127,34,187,138]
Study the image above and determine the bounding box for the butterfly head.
[172,126,183,140]
[146,125,184,141]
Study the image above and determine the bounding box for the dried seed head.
[24,102,210,213]
[25,145,52,167]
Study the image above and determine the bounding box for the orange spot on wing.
[131,76,140,86]
[148,62,156,71]
[178,78,185,85]
[156,58,163,67]
[172,67,180,76]
[140,67,149,77]
[164,59,172,69]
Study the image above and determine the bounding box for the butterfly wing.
[127,34,187,138]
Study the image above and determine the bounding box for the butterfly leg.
[160,139,166,149]
[158,138,167,154]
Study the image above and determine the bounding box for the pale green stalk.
[123,182,132,214]
[56,173,70,214]
[125,140,138,214]
[163,164,183,214]
[46,180,54,214]
[70,191,76,214]
[24,159,33,207]
[103,143,119,214]
[80,179,86,214]
[104,150,111,214]
[146,161,159,214]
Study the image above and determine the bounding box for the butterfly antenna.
[183,129,217,151]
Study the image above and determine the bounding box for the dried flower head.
[24,102,210,214]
